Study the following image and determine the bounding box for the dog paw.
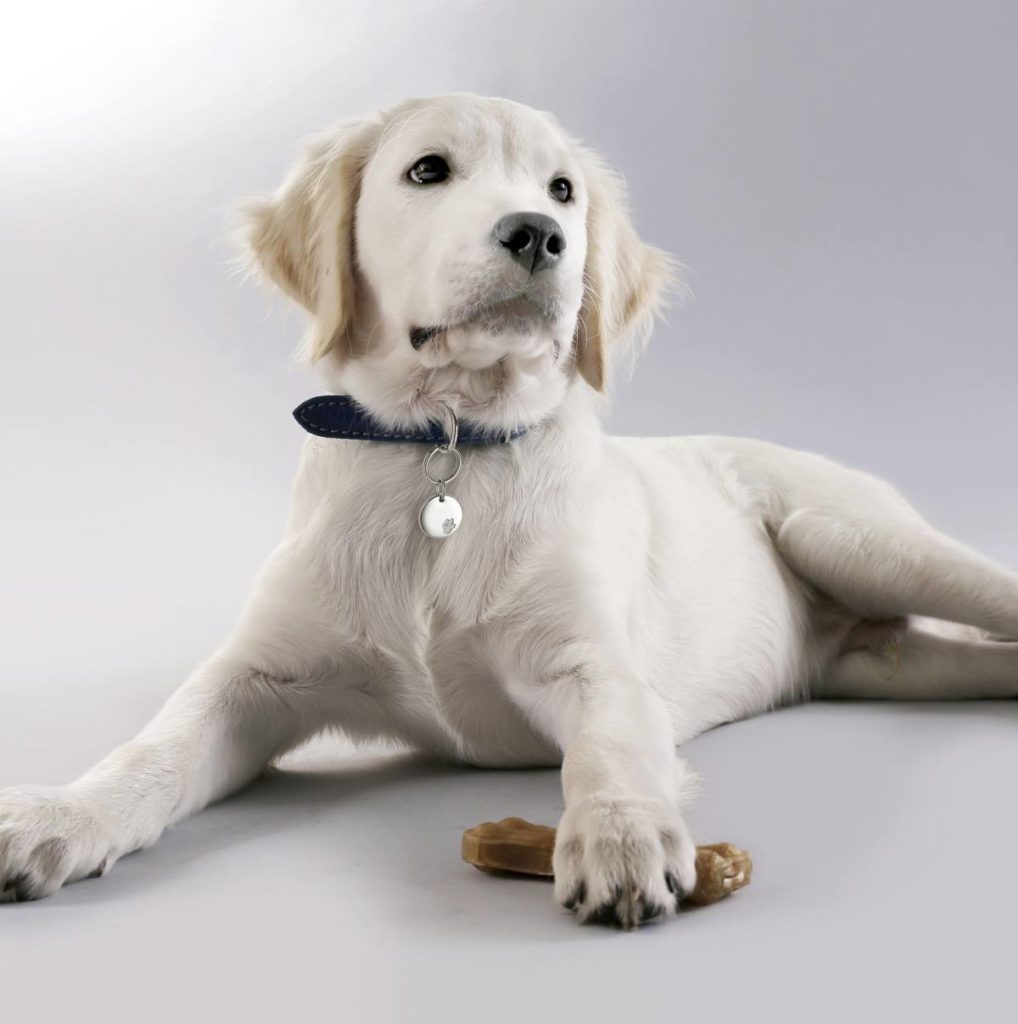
[0,786,116,903]
[552,796,697,929]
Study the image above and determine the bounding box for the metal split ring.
[423,444,463,486]
[423,402,462,488]
[441,404,460,453]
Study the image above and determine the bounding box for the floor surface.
[2,678,1015,1024]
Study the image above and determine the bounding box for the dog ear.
[574,150,675,391]
[240,119,378,363]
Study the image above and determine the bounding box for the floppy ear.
[574,150,675,391]
[240,118,378,363]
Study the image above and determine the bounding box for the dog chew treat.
[461,817,752,906]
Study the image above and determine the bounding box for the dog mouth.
[409,325,443,350]
[409,296,556,351]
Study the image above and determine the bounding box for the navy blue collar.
[293,395,527,445]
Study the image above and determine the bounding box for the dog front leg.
[0,656,322,902]
[549,665,698,929]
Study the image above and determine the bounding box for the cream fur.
[2,94,1017,929]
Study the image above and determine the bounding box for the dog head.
[242,93,673,432]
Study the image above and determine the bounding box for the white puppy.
[2,93,1017,928]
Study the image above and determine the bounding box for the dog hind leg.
[819,618,1018,699]
[776,507,1018,642]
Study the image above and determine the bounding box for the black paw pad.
[4,872,35,902]
[665,871,686,907]
[586,901,625,928]
[563,880,587,911]
[640,900,665,924]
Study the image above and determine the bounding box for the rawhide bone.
[461,816,752,906]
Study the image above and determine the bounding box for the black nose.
[494,212,566,274]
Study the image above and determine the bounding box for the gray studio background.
[1,2,1016,1022]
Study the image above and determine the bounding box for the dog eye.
[408,155,450,185]
[549,177,572,203]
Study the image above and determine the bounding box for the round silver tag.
[419,494,463,539]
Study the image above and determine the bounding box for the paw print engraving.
[442,517,457,535]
